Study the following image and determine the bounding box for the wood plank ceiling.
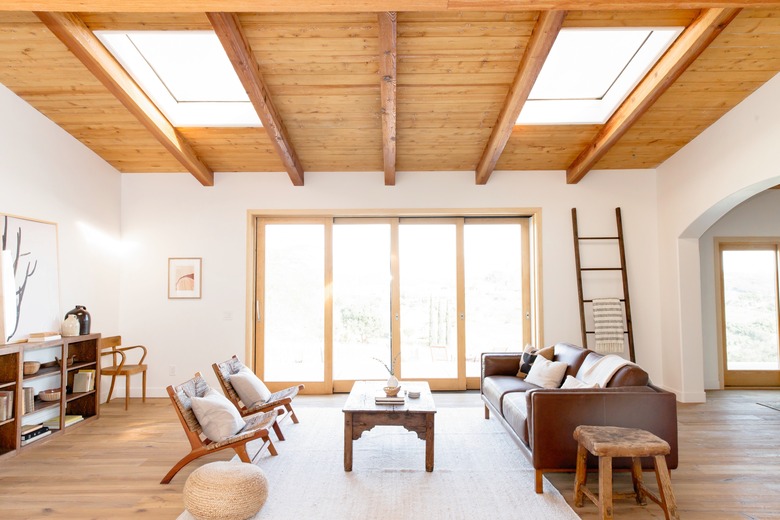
[1,2,780,186]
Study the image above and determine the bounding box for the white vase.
[387,374,399,388]
[61,315,80,337]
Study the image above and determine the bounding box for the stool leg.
[574,443,588,507]
[599,456,614,520]
[654,455,679,520]
[631,457,648,505]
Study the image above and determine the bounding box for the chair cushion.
[525,358,568,389]
[230,366,272,406]
[191,388,246,442]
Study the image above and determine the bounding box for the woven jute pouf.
[183,461,269,520]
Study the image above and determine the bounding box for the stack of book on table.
[20,424,51,446]
[374,392,405,405]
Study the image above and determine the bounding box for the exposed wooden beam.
[475,10,565,185]
[35,11,214,186]
[566,7,741,184]
[7,1,780,13]
[378,12,398,186]
[208,12,304,186]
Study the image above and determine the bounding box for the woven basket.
[39,388,61,402]
[383,385,401,397]
[23,361,41,375]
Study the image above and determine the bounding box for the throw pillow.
[560,375,599,389]
[525,357,568,389]
[517,345,555,378]
[190,387,246,442]
[230,366,272,406]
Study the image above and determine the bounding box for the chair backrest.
[99,336,123,366]
[166,372,210,447]
[213,355,247,411]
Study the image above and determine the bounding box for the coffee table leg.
[344,411,353,472]
[425,412,434,472]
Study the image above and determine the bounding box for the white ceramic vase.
[387,374,399,388]
[61,315,80,337]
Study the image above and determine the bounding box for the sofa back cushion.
[552,343,591,378]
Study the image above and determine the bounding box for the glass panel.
[332,224,392,380]
[464,223,524,377]
[723,249,780,370]
[399,223,457,379]
[263,224,324,381]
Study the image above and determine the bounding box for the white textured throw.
[592,297,625,353]
[580,354,633,388]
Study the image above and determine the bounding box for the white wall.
[699,189,780,389]
[121,169,663,396]
[0,85,122,354]
[656,72,780,402]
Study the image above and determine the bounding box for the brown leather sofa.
[481,342,678,493]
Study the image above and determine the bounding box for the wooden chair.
[213,355,304,442]
[161,372,279,484]
[99,335,148,410]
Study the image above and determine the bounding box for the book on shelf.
[22,387,35,415]
[44,414,83,430]
[75,369,96,391]
[27,332,62,342]
[20,429,51,446]
[72,371,92,393]
[0,390,13,421]
[21,424,49,441]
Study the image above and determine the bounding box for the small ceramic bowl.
[407,390,421,399]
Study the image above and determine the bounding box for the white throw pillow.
[190,387,246,442]
[561,375,599,389]
[525,358,568,389]
[230,366,272,406]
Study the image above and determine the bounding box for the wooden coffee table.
[343,380,436,472]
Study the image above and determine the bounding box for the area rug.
[178,406,579,520]
[757,402,780,412]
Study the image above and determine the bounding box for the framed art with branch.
[168,257,202,299]
[0,214,60,344]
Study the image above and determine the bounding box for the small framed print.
[168,257,202,299]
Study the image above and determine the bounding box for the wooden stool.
[573,425,679,520]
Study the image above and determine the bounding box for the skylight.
[97,31,261,127]
[517,27,682,125]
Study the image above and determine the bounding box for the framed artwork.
[168,257,202,299]
[1,214,60,343]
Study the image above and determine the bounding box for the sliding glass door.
[255,214,535,393]
[719,241,780,387]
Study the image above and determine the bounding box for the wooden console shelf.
[0,333,101,461]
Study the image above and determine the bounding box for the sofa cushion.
[561,375,599,389]
[517,345,554,378]
[482,375,540,413]
[501,392,529,445]
[525,358,568,388]
[552,343,592,378]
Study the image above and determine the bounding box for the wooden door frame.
[715,237,780,388]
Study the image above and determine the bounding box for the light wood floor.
[0,389,778,519]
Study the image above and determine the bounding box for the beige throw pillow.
[190,387,246,442]
[525,358,568,389]
[230,366,272,406]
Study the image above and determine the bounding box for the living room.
[2,2,780,519]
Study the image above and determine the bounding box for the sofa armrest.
[527,387,678,471]
[481,352,523,381]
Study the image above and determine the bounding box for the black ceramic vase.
[65,305,91,335]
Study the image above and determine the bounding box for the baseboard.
[657,384,706,403]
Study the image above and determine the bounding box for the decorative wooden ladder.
[571,208,635,362]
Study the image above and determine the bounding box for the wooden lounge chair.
[161,372,279,484]
[99,335,148,410]
[213,356,304,442]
